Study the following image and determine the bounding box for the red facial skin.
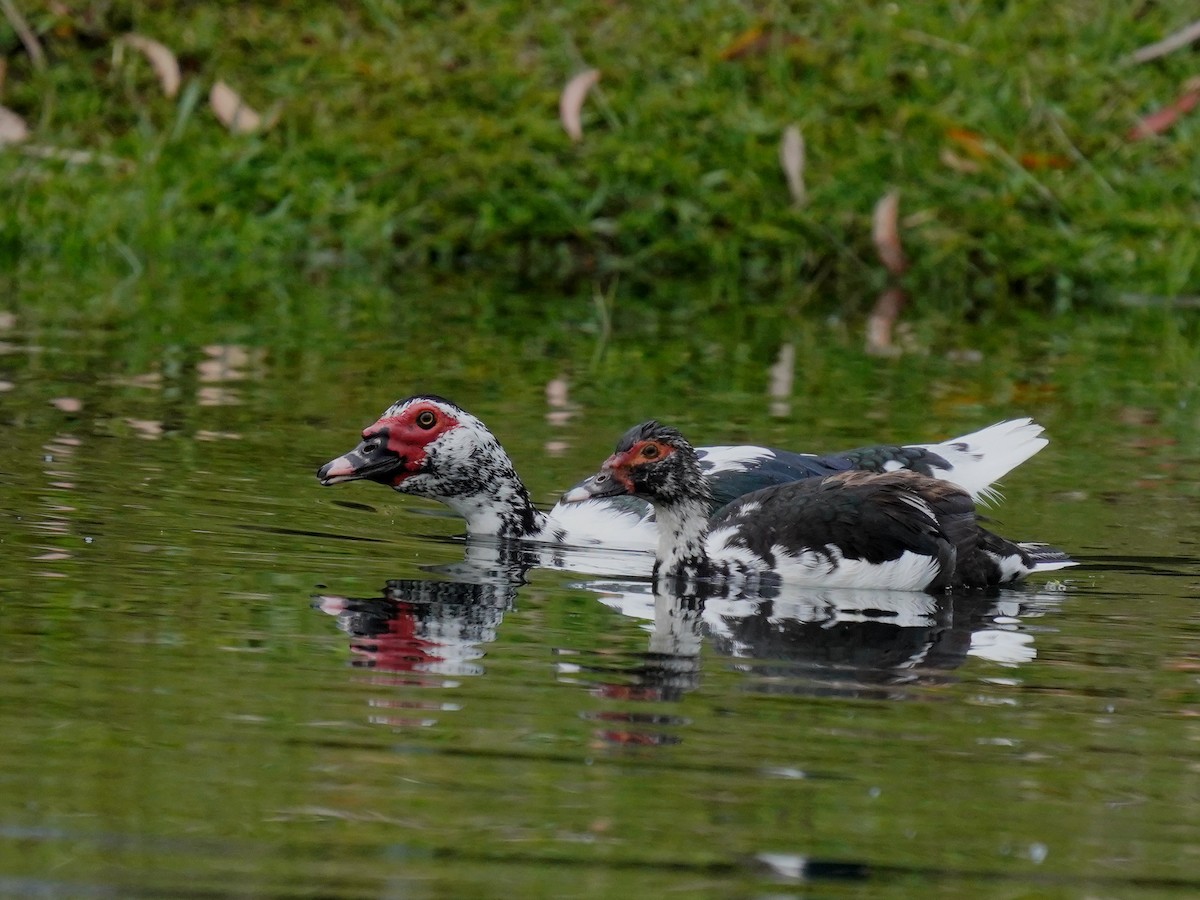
[601,439,674,493]
[364,402,461,486]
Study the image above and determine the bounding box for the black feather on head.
[396,393,464,412]
[614,420,690,454]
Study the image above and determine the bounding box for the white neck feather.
[405,422,546,539]
[654,497,713,574]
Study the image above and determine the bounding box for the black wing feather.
[709,471,967,584]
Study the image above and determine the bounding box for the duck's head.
[317,394,500,497]
[564,421,706,506]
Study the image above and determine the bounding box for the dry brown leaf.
[872,190,906,277]
[0,58,7,97]
[560,69,600,143]
[1018,151,1072,171]
[779,125,806,206]
[945,127,988,159]
[210,81,262,134]
[719,25,768,60]
[0,104,28,145]
[120,33,180,98]
[1127,77,1200,140]
[718,25,804,61]
[1124,19,1200,65]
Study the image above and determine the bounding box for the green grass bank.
[1,2,1197,336]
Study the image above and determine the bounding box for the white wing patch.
[704,528,942,592]
[546,498,658,551]
[896,492,937,523]
[771,544,941,591]
[705,525,762,567]
[698,445,780,475]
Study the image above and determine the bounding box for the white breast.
[544,498,659,552]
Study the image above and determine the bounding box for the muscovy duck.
[562,421,1075,591]
[316,394,1049,552]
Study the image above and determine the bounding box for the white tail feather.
[1017,541,1078,573]
[914,418,1048,505]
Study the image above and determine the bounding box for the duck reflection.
[574,586,706,746]
[705,588,1061,698]
[316,539,1064,735]
[576,581,1064,744]
[314,540,534,726]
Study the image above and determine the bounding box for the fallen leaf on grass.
[719,25,767,60]
[939,147,982,173]
[718,25,804,60]
[946,127,1071,171]
[560,69,600,142]
[1127,77,1200,140]
[1017,152,1071,170]
[117,33,180,98]
[946,127,988,159]
[1122,19,1200,66]
[0,105,28,145]
[779,125,806,206]
[20,144,131,168]
[210,80,262,134]
[872,190,906,277]
[50,397,82,413]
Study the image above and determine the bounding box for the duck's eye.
[362,441,379,454]
[415,410,437,429]
[640,443,660,459]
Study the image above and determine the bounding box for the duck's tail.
[919,418,1048,506]
[977,531,1076,585]
[1016,541,1077,574]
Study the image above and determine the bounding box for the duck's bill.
[562,468,631,503]
[317,441,404,486]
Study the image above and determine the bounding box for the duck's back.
[704,471,969,591]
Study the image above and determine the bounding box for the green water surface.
[1,310,1199,898]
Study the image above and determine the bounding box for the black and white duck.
[317,394,1051,553]
[563,421,1075,591]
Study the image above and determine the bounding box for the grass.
[1,1,1197,338]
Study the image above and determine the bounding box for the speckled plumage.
[317,395,654,549]
[319,396,1054,560]
[567,421,1075,592]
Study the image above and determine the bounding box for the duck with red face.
[564,421,1075,592]
[318,394,1053,555]
[318,395,553,541]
